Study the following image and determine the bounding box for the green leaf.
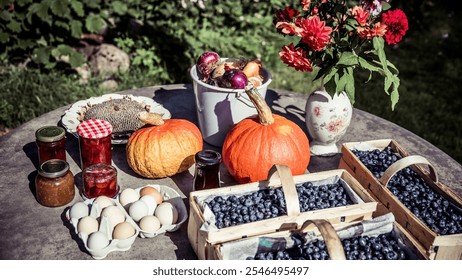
[70,1,84,17]
[55,21,69,30]
[373,37,387,71]
[358,57,382,73]
[336,69,348,93]
[50,0,69,18]
[390,77,400,110]
[1,10,12,21]
[112,1,128,15]
[382,2,391,11]
[69,51,85,68]
[27,1,51,25]
[16,0,33,6]
[323,67,338,85]
[70,20,82,38]
[6,19,21,33]
[0,32,9,43]
[85,14,105,33]
[33,47,52,64]
[17,39,34,49]
[337,51,358,67]
[344,67,355,104]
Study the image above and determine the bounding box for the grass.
[0,1,461,164]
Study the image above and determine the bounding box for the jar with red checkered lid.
[77,119,113,170]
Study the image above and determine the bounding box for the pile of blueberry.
[352,147,462,235]
[206,181,354,229]
[248,232,408,260]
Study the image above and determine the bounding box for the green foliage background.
[0,0,461,164]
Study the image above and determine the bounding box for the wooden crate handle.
[267,164,300,217]
[299,219,346,260]
[379,155,438,187]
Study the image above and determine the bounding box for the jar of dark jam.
[76,119,113,170]
[193,150,222,191]
[83,164,119,199]
[35,159,75,207]
[35,126,66,165]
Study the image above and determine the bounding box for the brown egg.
[139,186,163,204]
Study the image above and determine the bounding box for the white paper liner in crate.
[117,184,188,238]
[220,213,419,260]
[66,198,139,260]
[196,175,365,232]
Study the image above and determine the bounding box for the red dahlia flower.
[279,43,313,72]
[381,9,409,45]
[357,22,387,40]
[274,6,300,23]
[298,15,332,51]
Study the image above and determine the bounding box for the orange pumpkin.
[126,113,203,178]
[222,84,310,183]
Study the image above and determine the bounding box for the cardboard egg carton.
[66,198,139,260]
[117,185,188,238]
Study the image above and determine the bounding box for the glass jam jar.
[77,119,113,170]
[35,126,66,165]
[35,159,75,207]
[83,164,119,199]
[193,150,222,191]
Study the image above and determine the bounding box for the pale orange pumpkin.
[126,113,203,178]
[222,84,310,183]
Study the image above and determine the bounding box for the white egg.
[154,202,178,226]
[139,215,161,232]
[87,231,110,251]
[101,205,125,229]
[69,202,89,219]
[139,195,157,215]
[128,200,149,222]
[77,216,99,235]
[94,196,113,210]
[113,222,136,240]
[119,188,140,207]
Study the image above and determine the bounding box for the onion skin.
[242,59,262,78]
[196,51,220,80]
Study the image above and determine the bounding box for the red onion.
[217,69,248,89]
[196,51,220,80]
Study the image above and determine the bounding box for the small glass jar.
[193,150,222,191]
[77,119,113,170]
[35,159,75,207]
[83,164,119,199]
[35,126,66,165]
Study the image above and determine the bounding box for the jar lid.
[77,119,113,139]
[195,150,222,166]
[35,126,66,142]
[38,159,70,178]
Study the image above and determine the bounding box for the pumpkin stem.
[139,112,165,126]
[244,82,274,125]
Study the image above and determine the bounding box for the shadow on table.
[152,84,198,123]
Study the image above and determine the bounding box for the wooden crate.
[211,214,428,260]
[339,139,462,260]
[188,165,378,260]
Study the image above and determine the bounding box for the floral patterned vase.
[305,87,352,156]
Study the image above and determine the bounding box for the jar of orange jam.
[35,159,75,207]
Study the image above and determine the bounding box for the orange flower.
[357,22,387,40]
[298,15,332,51]
[351,6,370,26]
[279,43,313,72]
[300,0,311,11]
[275,22,303,36]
